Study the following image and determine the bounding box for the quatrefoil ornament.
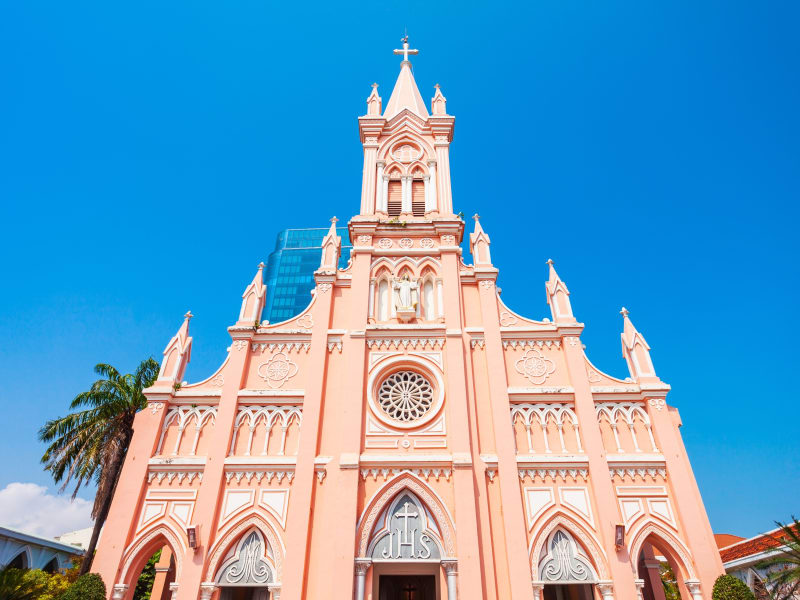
[257,352,299,389]
[514,348,556,384]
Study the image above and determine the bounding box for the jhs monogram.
[381,502,434,559]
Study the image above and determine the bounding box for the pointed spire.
[366,83,382,116]
[431,83,447,116]
[620,308,657,380]
[384,36,429,119]
[319,216,342,271]
[545,259,575,323]
[237,263,266,325]
[469,214,492,266]
[157,312,194,383]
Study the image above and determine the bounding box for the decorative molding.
[316,283,332,293]
[518,468,588,481]
[149,402,164,415]
[252,342,311,354]
[440,235,456,245]
[357,235,372,246]
[147,470,203,484]
[596,402,658,453]
[296,313,313,330]
[233,340,248,351]
[511,402,582,454]
[257,353,299,389]
[360,468,451,481]
[210,374,224,387]
[503,339,562,349]
[479,280,494,291]
[378,238,393,249]
[399,238,413,248]
[649,398,666,411]
[327,341,343,352]
[470,339,485,349]
[420,238,434,248]
[608,466,667,480]
[514,348,557,385]
[538,529,596,582]
[366,338,444,350]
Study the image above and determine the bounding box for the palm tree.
[39,358,160,575]
[758,517,800,600]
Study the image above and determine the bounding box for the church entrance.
[542,584,594,600]
[379,575,436,600]
[219,588,269,600]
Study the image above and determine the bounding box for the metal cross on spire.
[394,35,419,63]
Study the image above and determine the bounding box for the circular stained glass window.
[377,371,434,423]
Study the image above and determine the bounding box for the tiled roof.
[720,525,798,563]
[715,533,745,549]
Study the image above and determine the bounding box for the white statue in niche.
[392,275,418,322]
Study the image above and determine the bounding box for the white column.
[381,175,389,213]
[354,559,371,600]
[685,580,703,600]
[427,160,438,212]
[401,176,412,213]
[634,579,645,600]
[531,582,544,600]
[368,280,375,318]
[375,161,385,213]
[596,581,615,600]
[169,583,179,600]
[268,583,282,600]
[436,279,444,319]
[200,582,218,600]
[441,559,458,600]
[111,584,128,600]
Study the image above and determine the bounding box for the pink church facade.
[94,40,724,600]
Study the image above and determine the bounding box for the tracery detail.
[538,530,596,583]
[378,371,434,422]
[217,530,272,585]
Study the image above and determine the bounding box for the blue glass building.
[263,227,353,323]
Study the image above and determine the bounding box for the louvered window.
[412,181,425,216]
[387,181,402,216]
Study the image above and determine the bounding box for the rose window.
[377,371,434,422]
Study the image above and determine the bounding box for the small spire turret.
[470,214,492,266]
[620,308,657,381]
[237,263,266,326]
[157,311,194,383]
[545,259,575,323]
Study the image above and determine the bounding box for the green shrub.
[21,569,71,600]
[61,572,106,600]
[712,574,755,600]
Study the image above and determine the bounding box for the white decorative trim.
[147,470,203,484]
[360,468,451,481]
[316,283,332,293]
[149,402,164,415]
[503,339,562,349]
[530,513,609,580]
[252,342,310,354]
[649,398,666,411]
[366,338,445,350]
[519,468,588,481]
[608,466,666,481]
[224,470,294,484]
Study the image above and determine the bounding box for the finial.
[546,258,554,266]
[620,307,629,318]
[258,261,265,269]
[184,311,193,320]
[371,82,378,89]
[434,83,440,90]
[330,216,338,224]
[472,213,480,222]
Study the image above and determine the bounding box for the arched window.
[377,279,389,321]
[422,279,435,321]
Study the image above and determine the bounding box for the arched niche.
[215,529,275,587]
[536,528,598,584]
[367,491,443,561]
[530,512,609,581]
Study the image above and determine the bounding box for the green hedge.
[712,574,755,600]
[61,573,106,600]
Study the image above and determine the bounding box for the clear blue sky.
[1,1,797,538]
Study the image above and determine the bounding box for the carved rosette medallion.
[440,235,456,245]
[648,398,666,411]
[377,238,393,249]
[357,235,372,246]
[399,238,413,249]
[316,283,332,293]
[257,352,299,389]
[514,348,556,384]
[420,238,434,248]
[211,374,225,387]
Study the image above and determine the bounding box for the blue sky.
[1,1,797,538]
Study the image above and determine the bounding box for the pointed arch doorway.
[356,488,458,600]
[532,529,602,600]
